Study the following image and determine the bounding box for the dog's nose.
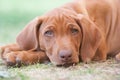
[59,50,72,61]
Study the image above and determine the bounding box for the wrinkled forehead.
[42,13,79,31]
[40,8,78,29]
[46,15,75,26]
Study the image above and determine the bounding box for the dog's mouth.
[56,62,77,67]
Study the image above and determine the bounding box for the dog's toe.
[16,58,22,67]
[6,61,15,67]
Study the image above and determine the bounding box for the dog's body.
[0,0,120,66]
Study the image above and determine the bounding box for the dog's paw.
[3,52,17,67]
[3,51,42,67]
[3,51,27,67]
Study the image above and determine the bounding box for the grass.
[0,0,120,80]
[0,59,120,80]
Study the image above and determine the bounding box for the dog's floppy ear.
[16,16,44,50]
[75,14,102,63]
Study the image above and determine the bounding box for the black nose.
[59,50,72,61]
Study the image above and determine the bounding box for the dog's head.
[16,8,102,66]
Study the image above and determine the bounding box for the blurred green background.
[0,0,70,45]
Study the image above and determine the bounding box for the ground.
[0,0,120,80]
[0,59,120,80]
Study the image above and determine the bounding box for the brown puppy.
[0,0,120,66]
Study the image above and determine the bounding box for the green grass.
[0,0,120,80]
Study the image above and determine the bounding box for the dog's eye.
[71,28,79,34]
[44,30,54,37]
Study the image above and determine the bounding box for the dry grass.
[0,58,120,80]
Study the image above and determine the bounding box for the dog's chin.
[52,61,78,67]
[57,63,77,67]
